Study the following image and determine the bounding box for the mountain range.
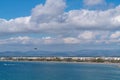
[0,49,120,57]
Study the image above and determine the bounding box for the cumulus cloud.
[67,6,120,30]
[0,0,120,34]
[0,0,120,46]
[31,0,66,23]
[0,16,31,33]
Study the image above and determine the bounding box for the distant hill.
[0,50,120,57]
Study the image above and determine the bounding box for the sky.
[0,0,120,52]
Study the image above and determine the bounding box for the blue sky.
[1,0,119,19]
[0,0,45,19]
[0,0,120,51]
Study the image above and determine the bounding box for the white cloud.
[0,0,120,46]
[0,0,120,34]
[7,36,31,44]
[31,0,66,23]
[0,36,62,45]
[110,31,120,39]
[66,6,120,30]
[0,16,31,33]
[0,32,120,45]
[29,3,120,35]
[78,31,95,39]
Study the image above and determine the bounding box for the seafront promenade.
[1,57,120,63]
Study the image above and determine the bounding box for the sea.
[0,61,120,80]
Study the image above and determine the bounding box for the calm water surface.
[0,62,120,80]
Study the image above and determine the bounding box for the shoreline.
[1,60,120,65]
[1,56,120,66]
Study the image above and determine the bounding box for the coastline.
[1,56,120,66]
[1,60,120,66]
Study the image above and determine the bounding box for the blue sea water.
[0,62,120,80]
